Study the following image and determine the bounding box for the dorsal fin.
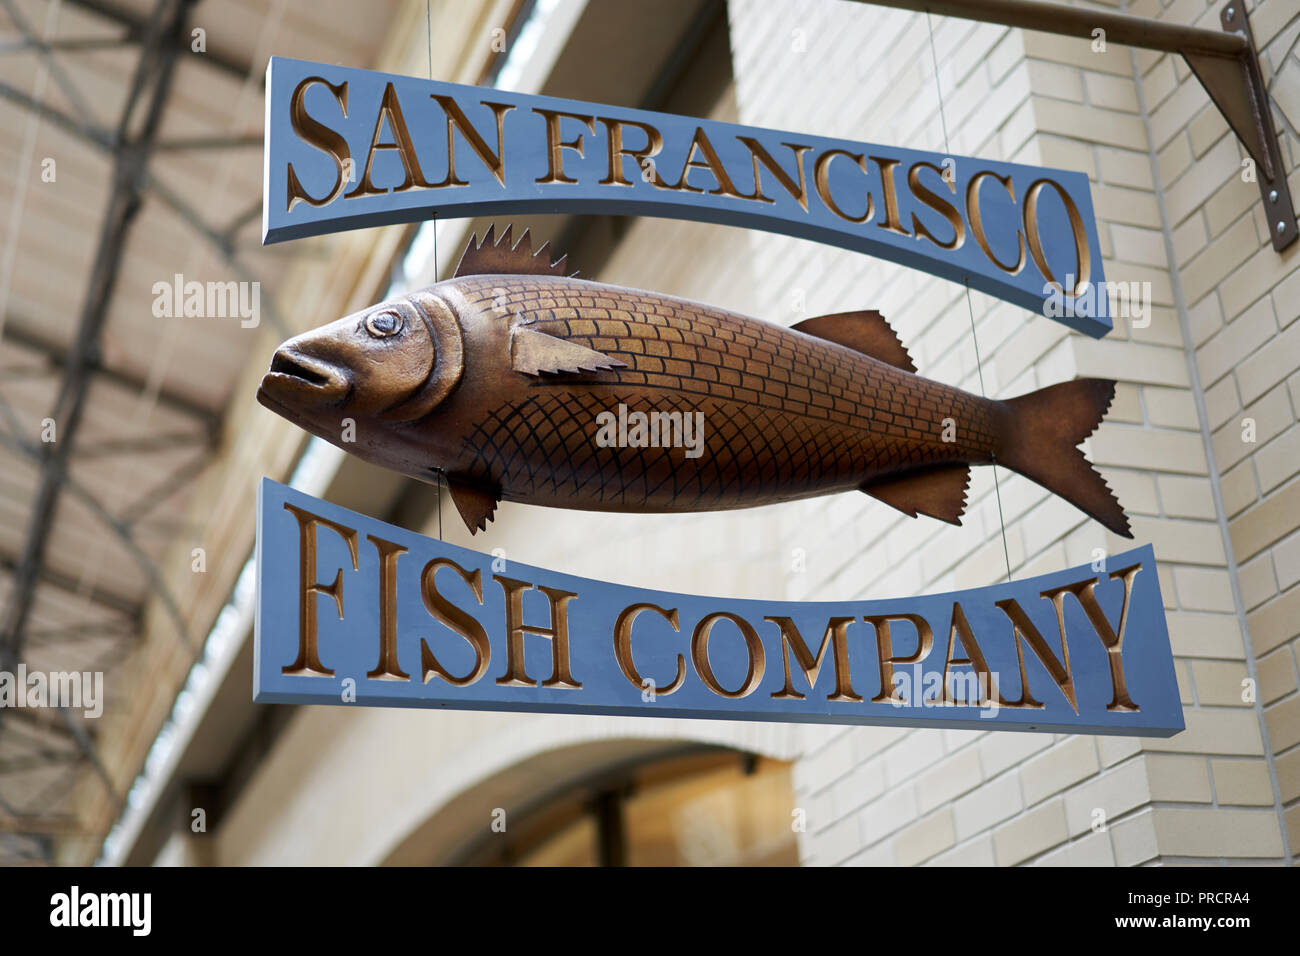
[511,327,626,376]
[453,224,572,278]
[793,311,915,373]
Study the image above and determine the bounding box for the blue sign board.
[263,57,1111,336]
[255,479,1182,735]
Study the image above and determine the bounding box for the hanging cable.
[426,4,440,539]
[926,13,1014,582]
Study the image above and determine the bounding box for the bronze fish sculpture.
[257,226,1131,538]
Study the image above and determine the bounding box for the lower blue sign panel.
[254,479,1183,736]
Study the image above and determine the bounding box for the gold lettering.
[430,94,514,187]
[657,127,742,196]
[419,558,490,687]
[940,602,1007,706]
[365,535,410,681]
[494,576,581,688]
[691,612,765,698]
[868,155,910,236]
[286,77,351,211]
[865,613,933,704]
[534,108,595,185]
[765,616,861,701]
[597,117,663,186]
[994,596,1077,712]
[1048,565,1143,711]
[613,603,685,695]
[814,149,873,223]
[966,170,1024,274]
[737,137,811,210]
[282,503,359,677]
[344,83,433,198]
[908,161,965,250]
[1023,178,1091,297]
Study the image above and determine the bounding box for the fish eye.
[365,311,403,338]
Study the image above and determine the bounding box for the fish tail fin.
[998,378,1132,539]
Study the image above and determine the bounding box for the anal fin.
[443,474,500,533]
[793,311,916,373]
[860,464,970,525]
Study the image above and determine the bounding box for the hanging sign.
[254,479,1182,735]
[263,56,1111,336]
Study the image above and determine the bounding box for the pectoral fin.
[860,464,970,525]
[793,311,916,373]
[443,474,499,533]
[512,327,626,376]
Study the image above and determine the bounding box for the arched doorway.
[382,740,800,866]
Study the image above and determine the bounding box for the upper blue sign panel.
[263,57,1112,336]
[254,480,1182,736]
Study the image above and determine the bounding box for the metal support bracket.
[1185,4,1295,250]
[854,0,1298,250]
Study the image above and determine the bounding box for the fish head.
[257,290,465,464]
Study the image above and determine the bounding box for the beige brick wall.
[727,0,1294,864]
[1132,0,1300,857]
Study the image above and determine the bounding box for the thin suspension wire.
[926,13,1013,582]
[433,214,442,539]
[433,211,442,539]
[426,0,433,79]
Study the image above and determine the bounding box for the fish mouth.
[257,347,349,407]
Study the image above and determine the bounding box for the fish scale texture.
[450,275,1000,510]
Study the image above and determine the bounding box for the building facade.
[80,0,1300,866]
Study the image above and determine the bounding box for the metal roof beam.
[25,620,137,644]
[2,707,93,741]
[0,428,192,647]
[0,0,193,675]
[0,750,83,776]
[73,430,212,458]
[153,132,262,151]
[63,0,255,82]
[0,35,133,54]
[0,75,113,148]
[1,316,221,429]
[0,549,141,620]
[0,0,99,126]
[0,77,284,322]
[117,452,209,527]
[0,813,87,835]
